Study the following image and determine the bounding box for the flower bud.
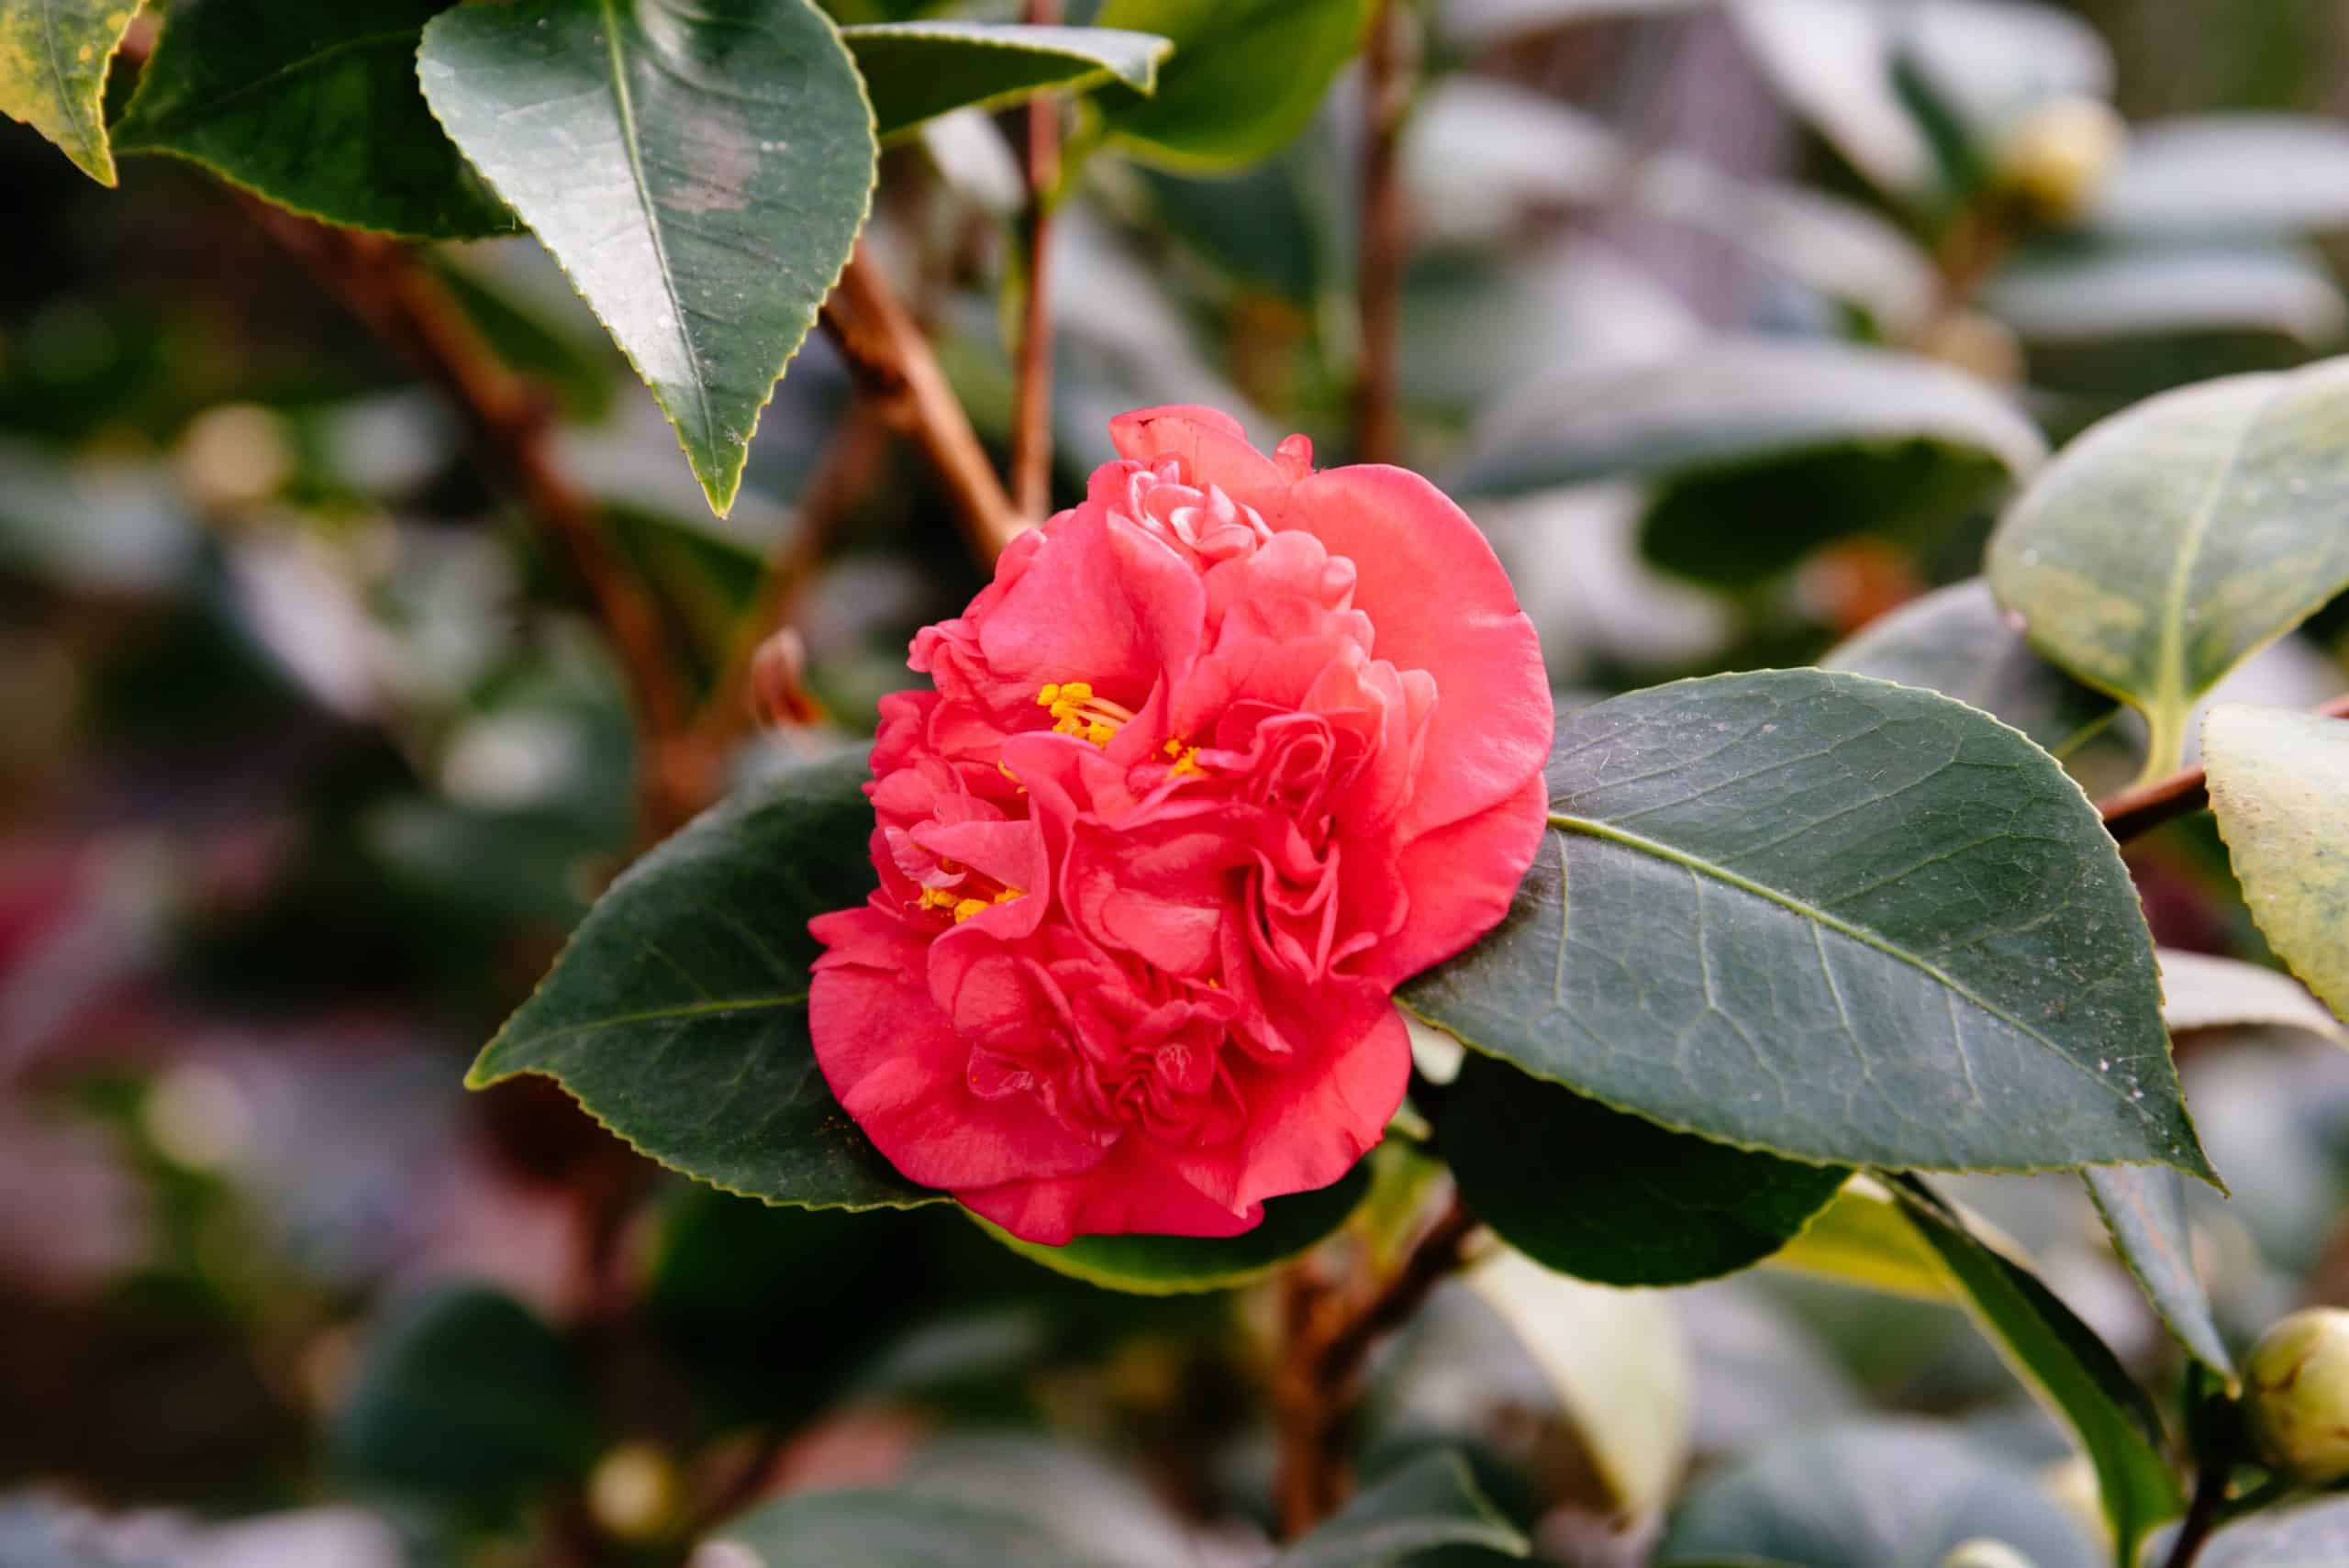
[1993,97,2128,223]
[587,1440,684,1544]
[2244,1307,2349,1483]
[1939,1541,2038,1568]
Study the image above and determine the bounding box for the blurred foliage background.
[6,1,2349,1563]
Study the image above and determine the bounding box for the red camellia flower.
[807,406,1553,1244]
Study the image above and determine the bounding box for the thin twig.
[2160,1462,2231,1568]
[821,242,1028,564]
[1351,0,1410,466]
[235,201,702,832]
[1010,0,1063,518]
[2098,693,2349,844]
[1274,1194,1482,1535]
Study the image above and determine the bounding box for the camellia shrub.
[12,2,2349,1566]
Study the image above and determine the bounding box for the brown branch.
[1010,0,1063,519]
[821,242,1028,564]
[2099,693,2349,844]
[1350,0,1411,466]
[691,399,890,751]
[236,201,701,832]
[1273,1194,1482,1536]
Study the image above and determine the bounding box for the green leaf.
[710,1488,1119,1567]
[981,1159,1372,1296]
[109,0,515,239]
[1403,673,2210,1180]
[841,22,1170,141]
[1985,357,2349,778]
[2157,948,2346,1043]
[1766,1175,1954,1301]
[2083,1163,2232,1376]
[1440,1053,1848,1287]
[417,0,877,516]
[1278,1451,1529,1568]
[1892,1179,2185,1562]
[1984,242,2347,354]
[334,1285,596,1502]
[0,0,141,183]
[469,752,940,1213]
[1454,340,2044,584]
[2204,705,2349,1027]
[2092,116,2349,238]
[1656,1419,2102,1568]
[1822,578,2119,760]
[1091,0,1372,173]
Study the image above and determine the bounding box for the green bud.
[2244,1307,2349,1483]
[1938,1541,2038,1568]
[1993,97,2127,223]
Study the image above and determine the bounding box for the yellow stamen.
[1037,679,1132,748]
[952,897,989,923]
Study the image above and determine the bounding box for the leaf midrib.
[489,991,808,1060]
[596,0,715,461]
[1546,811,2160,1129]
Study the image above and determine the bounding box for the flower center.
[1037,681,1133,746]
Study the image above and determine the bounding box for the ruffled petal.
[1284,464,1552,840]
[1358,769,1552,990]
[809,909,1101,1193]
[1108,406,1292,520]
[958,1140,1262,1246]
[1176,1001,1409,1214]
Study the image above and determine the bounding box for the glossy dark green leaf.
[1278,1451,1529,1568]
[334,1285,596,1501]
[841,22,1169,140]
[1440,1053,1848,1287]
[1656,1420,2101,1568]
[469,752,940,1212]
[709,1489,1118,1568]
[1893,1180,2184,1562]
[1403,673,2210,1180]
[418,0,876,515]
[0,0,142,183]
[1091,0,1371,172]
[983,1158,1373,1295]
[1986,357,2349,778]
[1825,579,2121,765]
[110,0,515,239]
[2082,1162,2232,1375]
[2205,706,2349,1028]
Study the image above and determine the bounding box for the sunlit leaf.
[1987,357,2349,777]
[2092,116,2349,238]
[841,22,1170,140]
[1767,1175,1954,1301]
[0,0,142,183]
[2158,948,2346,1042]
[2204,705,2349,1027]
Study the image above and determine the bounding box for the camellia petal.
[808,409,1552,1244]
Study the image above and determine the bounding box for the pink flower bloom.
[808,407,1553,1244]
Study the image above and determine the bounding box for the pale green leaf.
[1986,357,2349,777]
[841,21,1169,140]
[2204,705,2349,1027]
[0,0,140,183]
[1091,0,1372,172]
